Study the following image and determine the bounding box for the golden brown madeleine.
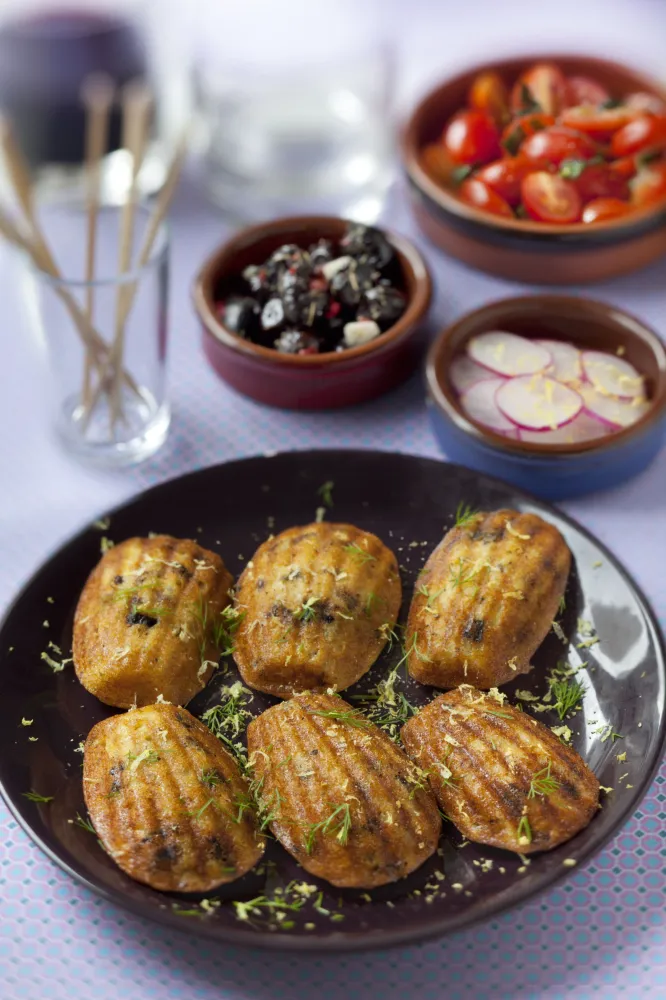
[246,692,441,888]
[401,686,599,854]
[233,523,401,698]
[73,535,234,708]
[406,509,571,689]
[83,703,265,891]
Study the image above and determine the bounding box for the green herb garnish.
[455,501,480,529]
[517,814,532,845]
[308,708,371,729]
[22,790,54,804]
[74,812,96,834]
[201,768,223,789]
[451,164,474,185]
[317,481,335,508]
[294,596,321,623]
[343,543,376,564]
[551,677,586,721]
[305,803,352,854]
[528,760,560,799]
[560,155,604,180]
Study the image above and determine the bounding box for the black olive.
[221,296,260,336]
[126,610,158,628]
[308,238,334,269]
[340,223,394,269]
[274,330,319,354]
[360,285,407,326]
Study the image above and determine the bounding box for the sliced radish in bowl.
[580,384,650,428]
[536,339,582,383]
[519,410,610,444]
[467,331,551,377]
[449,354,494,395]
[581,350,645,399]
[496,375,583,431]
[460,378,516,433]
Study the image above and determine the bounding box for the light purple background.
[1,1,666,996]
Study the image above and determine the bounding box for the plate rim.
[1,448,665,952]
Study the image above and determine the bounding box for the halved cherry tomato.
[521,126,598,166]
[420,142,455,184]
[625,92,666,115]
[476,156,539,206]
[564,75,611,108]
[443,110,501,164]
[631,162,666,208]
[501,113,555,156]
[521,171,582,223]
[611,114,666,158]
[459,178,514,217]
[468,71,509,125]
[511,63,566,116]
[560,105,637,141]
[567,162,630,203]
[582,197,632,223]
[612,155,639,180]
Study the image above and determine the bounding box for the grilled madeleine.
[83,703,264,891]
[246,693,441,887]
[406,509,570,689]
[233,523,401,698]
[73,535,234,708]
[401,686,599,854]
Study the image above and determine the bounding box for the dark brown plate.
[0,451,664,951]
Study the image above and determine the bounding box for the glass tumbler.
[28,203,170,467]
[192,0,394,223]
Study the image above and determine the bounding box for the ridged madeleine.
[83,703,264,891]
[233,523,401,698]
[73,535,234,708]
[401,686,599,854]
[246,693,441,887]
[406,509,570,689]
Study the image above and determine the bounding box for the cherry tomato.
[521,171,582,223]
[468,71,509,124]
[611,114,666,158]
[625,92,666,115]
[582,197,632,223]
[476,157,540,206]
[511,63,566,116]
[560,105,637,141]
[564,75,611,108]
[501,113,555,156]
[420,142,455,184]
[521,126,598,166]
[631,162,666,208]
[568,162,630,203]
[443,110,501,165]
[611,155,639,180]
[459,178,514,217]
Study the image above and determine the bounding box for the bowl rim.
[192,215,433,367]
[402,52,666,242]
[426,293,666,457]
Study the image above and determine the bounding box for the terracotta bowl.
[193,216,432,410]
[402,54,666,284]
[426,295,666,499]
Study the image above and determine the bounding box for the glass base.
[56,388,170,468]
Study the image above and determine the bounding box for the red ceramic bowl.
[192,216,432,409]
[402,54,666,284]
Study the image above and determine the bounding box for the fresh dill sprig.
[305,803,352,854]
[352,664,415,740]
[343,543,376,564]
[378,621,402,650]
[74,812,96,834]
[201,682,254,769]
[22,790,54,804]
[551,677,586,721]
[126,747,160,770]
[455,502,480,529]
[416,583,445,608]
[364,591,385,617]
[528,760,560,799]
[201,768,223,789]
[517,814,532,845]
[308,707,371,729]
[317,481,335,508]
[485,710,512,719]
[256,788,283,831]
[293,597,320,623]
[558,595,566,615]
[396,632,433,670]
[449,558,479,591]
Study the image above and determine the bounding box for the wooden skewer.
[108,81,152,428]
[80,74,114,409]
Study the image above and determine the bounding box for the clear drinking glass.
[27,203,170,467]
[192,0,394,223]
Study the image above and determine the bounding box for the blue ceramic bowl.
[426,295,666,500]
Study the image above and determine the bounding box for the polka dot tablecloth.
[2,3,666,991]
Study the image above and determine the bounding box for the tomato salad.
[420,62,666,225]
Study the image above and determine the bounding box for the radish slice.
[580,384,650,428]
[496,375,583,430]
[460,378,517,433]
[535,339,582,383]
[581,350,645,400]
[519,411,610,444]
[449,354,494,395]
[468,331,551,377]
